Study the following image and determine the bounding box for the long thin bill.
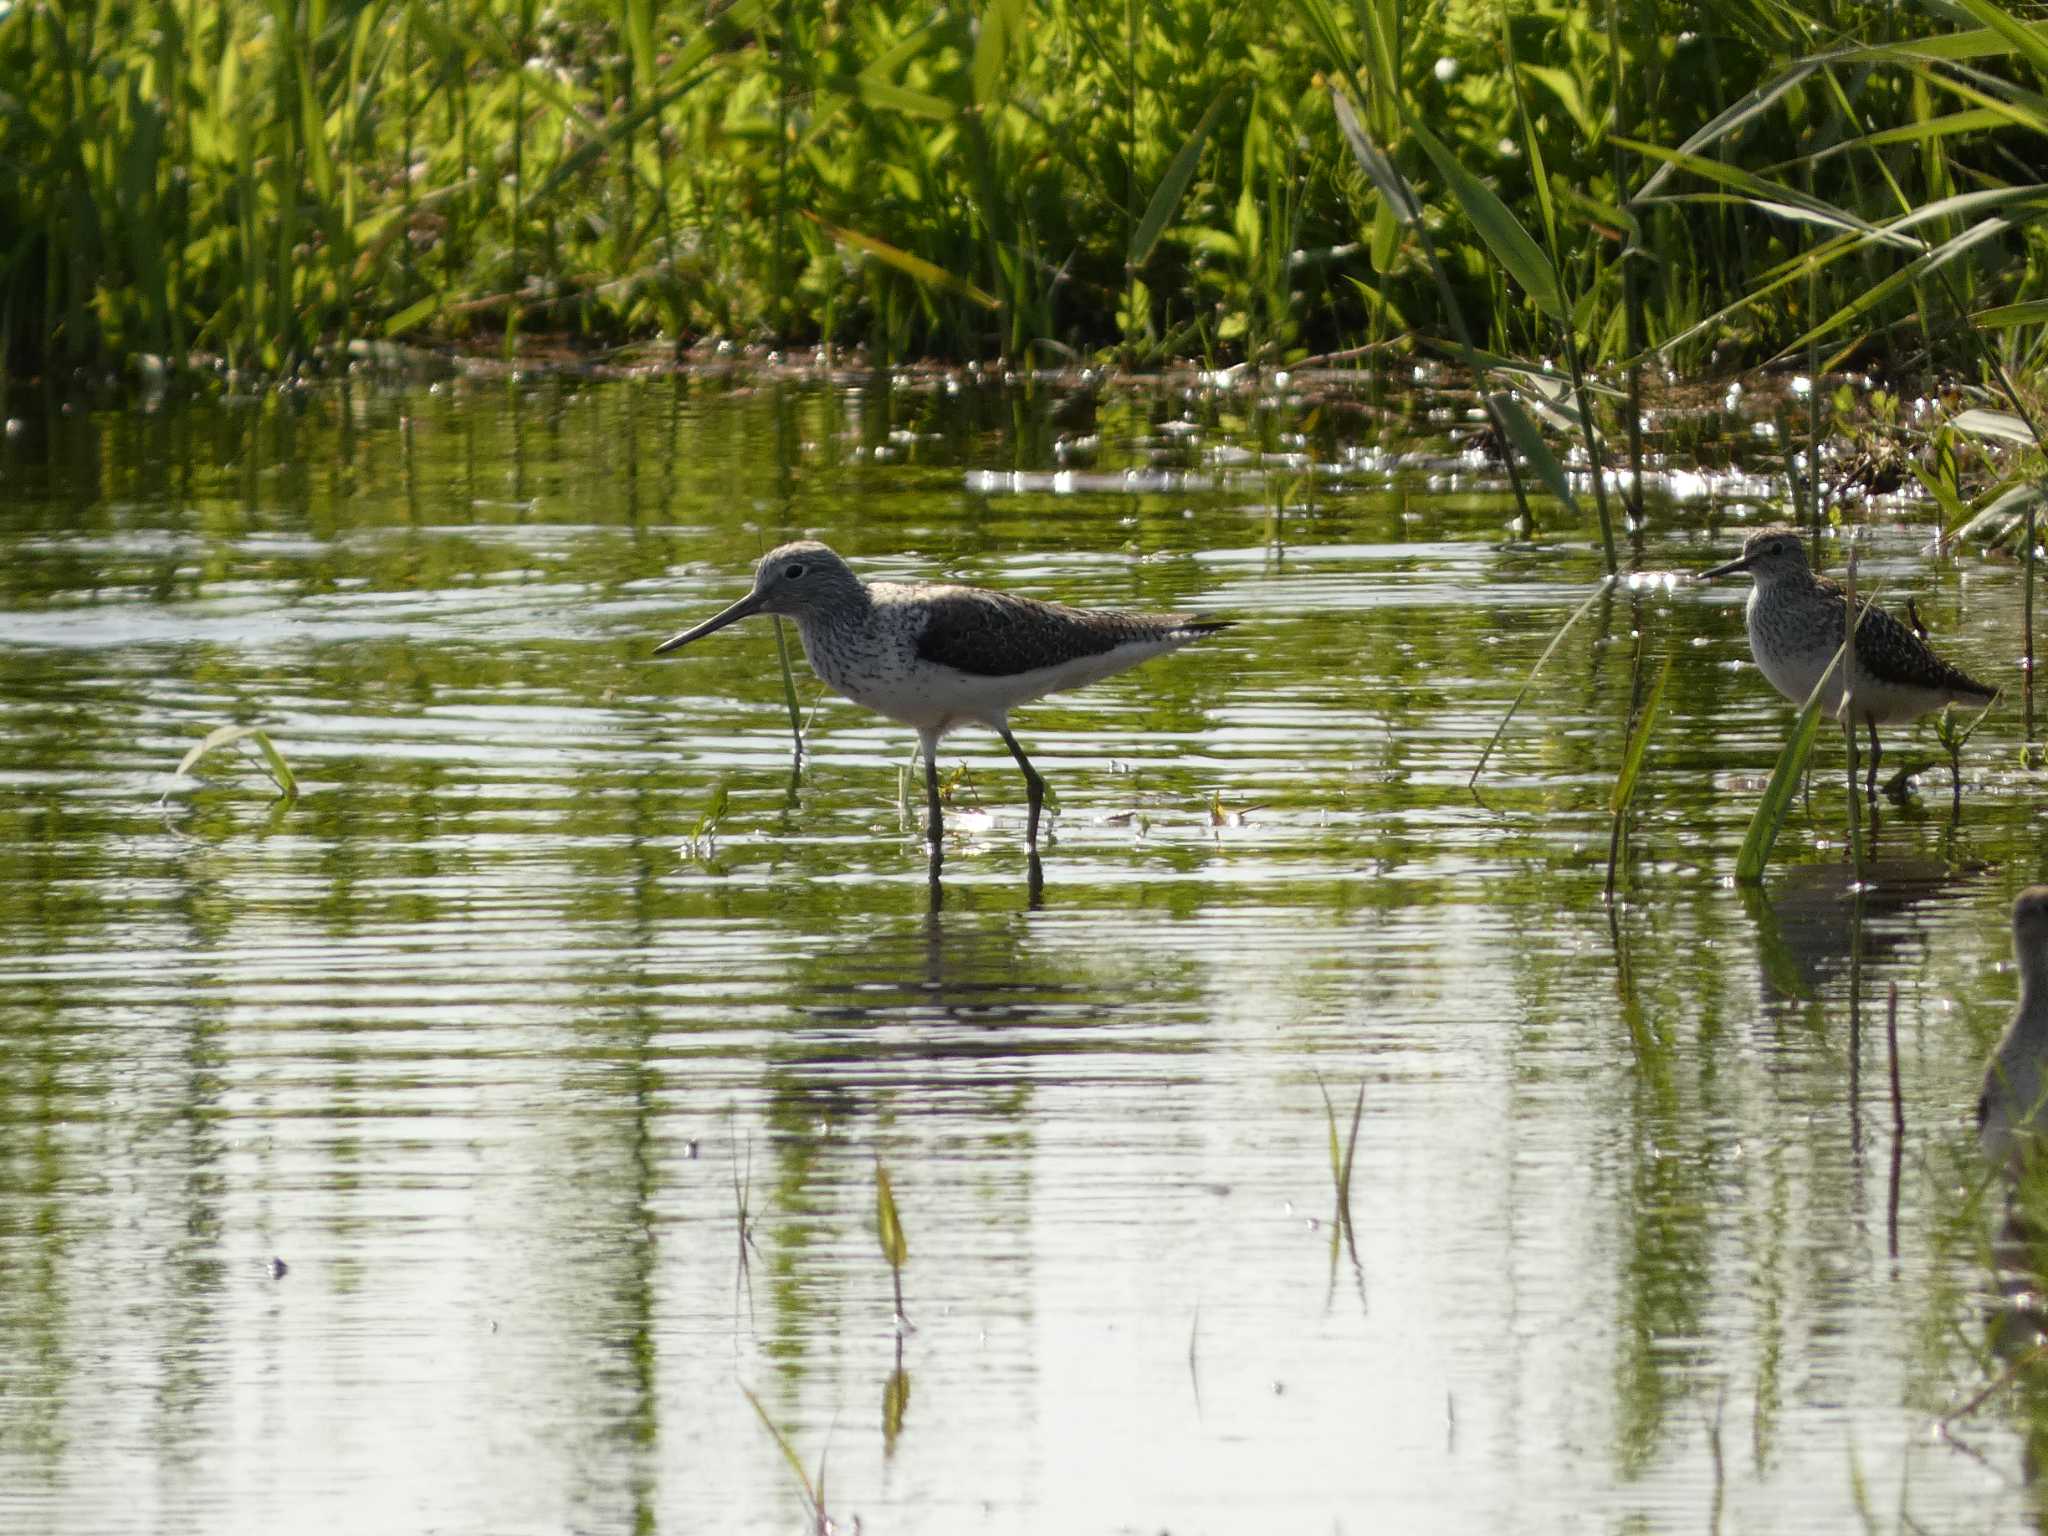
[652,590,767,654]
[1697,557,1748,581]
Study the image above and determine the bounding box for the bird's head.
[1699,527,1813,586]
[2016,886,2048,956]
[653,541,862,653]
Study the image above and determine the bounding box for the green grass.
[8,0,2048,391]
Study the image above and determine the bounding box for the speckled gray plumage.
[1707,526,1994,715]
[1750,573,1995,699]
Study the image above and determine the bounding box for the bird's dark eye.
[1769,542,1784,556]
[784,562,807,580]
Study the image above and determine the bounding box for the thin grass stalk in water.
[1315,1071,1367,1303]
[1316,1072,1365,1222]
[1469,577,1615,788]
[769,615,804,762]
[1886,976,1903,1258]
[167,723,299,802]
[1733,689,1825,884]
[1606,645,1672,900]
[740,1385,827,1532]
[1841,543,1865,875]
[1933,694,1998,818]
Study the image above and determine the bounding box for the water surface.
[1,372,2044,1532]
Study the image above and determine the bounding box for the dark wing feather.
[1812,576,1996,698]
[914,586,1227,677]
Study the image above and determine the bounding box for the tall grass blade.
[803,213,999,309]
[1326,90,1419,222]
[1734,690,1825,883]
[1606,651,1672,898]
[1410,123,1564,323]
[1489,391,1581,516]
[876,1157,909,1272]
[1129,88,1232,267]
[1951,407,2036,444]
[971,0,1024,108]
[1610,654,1672,816]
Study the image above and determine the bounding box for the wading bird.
[654,542,1230,869]
[1980,887,2048,1176]
[1698,527,1995,797]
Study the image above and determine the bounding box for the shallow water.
[1,371,2045,1533]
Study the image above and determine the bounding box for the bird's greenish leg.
[1866,720,1882,800]
[997,724,1047,847]
[920,731,944,864]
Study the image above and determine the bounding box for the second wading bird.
[1698,526,1996,797]
[1979,888,2048,1177]
[653,542,1230,868]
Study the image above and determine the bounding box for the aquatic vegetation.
[742,1385,835,1534]
[1469,576,1615,788]
[770,618,808,762]
[875,1154,910,1329]
[1733,685,1826,885]
[684,781,731,864]
[1605,645,1670,900]
[11,0,2048,386]
[164,723,299,803]
[1932,697,2000,815]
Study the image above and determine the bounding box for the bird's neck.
[790,581,873,652]
[2019,941,2048,1031]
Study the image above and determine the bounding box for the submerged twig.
[731,1107,759,1331]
